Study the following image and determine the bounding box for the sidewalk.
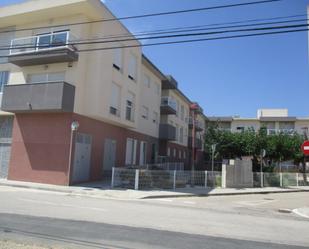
[1,179,309,200]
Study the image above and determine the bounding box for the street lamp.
[68,120,79,185]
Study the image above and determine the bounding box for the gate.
[0,116,13,179]
[226,159,253,188]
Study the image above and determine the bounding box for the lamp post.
[68,120,79,186]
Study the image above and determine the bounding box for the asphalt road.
[0,187,308,249]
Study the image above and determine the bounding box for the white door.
[139,141,147,165]
[72,133,92,183]
[103,139,116,174]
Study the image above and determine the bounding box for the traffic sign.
[301,141,309,155]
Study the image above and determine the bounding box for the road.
[0,186,308,248]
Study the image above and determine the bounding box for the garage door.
[0,116,13,179]
[72,133,92,183]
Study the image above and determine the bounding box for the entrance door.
[72,133,92,183]
[0,116,13,179]
[103,139,116,177]
[139,141,147,165]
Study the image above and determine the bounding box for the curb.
[141,189,309,199]
[0,182,75,194]
[1,182,309,200]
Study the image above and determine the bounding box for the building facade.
[0,0,206,185]
[207,109,309,136]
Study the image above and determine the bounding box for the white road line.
[183,201,196,205]
[152,199,173,202]
[293,208,309,219]
[18,198,106,212]
[236,199,277,206]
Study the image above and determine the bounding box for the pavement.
[0,188,309,248]
[0,179,309,200]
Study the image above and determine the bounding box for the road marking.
[183,201,196,205]
[236,199,277,206]
[18,198,106,212]
[293,208,309,219]
[152,199,173,202]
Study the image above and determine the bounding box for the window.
[128,53,137,80]
[175,124,179,142]
[27,72,65,83]
[179,127,184,143]
[180,105,184,121]
[183,151,186,159]
[113,48,122,71]
[173,148,177,157]
[153,111,158,124]
[175,100,180,117]
[167,147,171,157]
[179,150,182,159]
[142,106,149,120]
[110,83,121,116]
[125,138,137,165]
[126,92,135,122]
[154,82,160,95]
[0,71,9,93]
[143,74,150,88]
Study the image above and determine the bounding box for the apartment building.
[0,0,206,185]
[207,109,309,136]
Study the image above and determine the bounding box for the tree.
[204,126,306,173]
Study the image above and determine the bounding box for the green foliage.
[204,124,305,164]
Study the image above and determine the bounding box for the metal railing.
[267,129,295,135]
[161,96,177,111]
[112,167,307,190]
[111,168,223,190]
[10,31,77,55]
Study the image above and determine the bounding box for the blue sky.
[2,0,309,118]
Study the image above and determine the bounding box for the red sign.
[301,141,309,155]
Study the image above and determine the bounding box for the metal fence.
[112,167,308,190]
[112,168,222,190]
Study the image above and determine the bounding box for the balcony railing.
[8,31,79,66]
[10,31,76,55]
[160,96,177,115]
[1,81,75,113]
[187,117,204,131]
[267,129,295,135]
[159,124,176,141]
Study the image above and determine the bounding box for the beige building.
[207,109,309,136]
[0,0,206,184]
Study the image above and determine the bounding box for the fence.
[112,168,222,190]
[112,167,308,190]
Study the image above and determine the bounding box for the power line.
[0,0,281,34]
[3,22,308,51]
[0,27,307,58]
[69,13,307,42]
[1,13,306,50]
[77,28,309,53]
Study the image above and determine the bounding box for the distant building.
[207,109,309,136]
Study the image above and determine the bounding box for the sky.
[1,0,309,118]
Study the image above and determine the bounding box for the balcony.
[267,129,295,135]
[188,137,202,149]
[187,117,204,131]
[162,75,178,89]
[160,96,177,115]
[1,81,75,113]
[159,124,176,141]
[8,31,78,67]
[190,102,203,114]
